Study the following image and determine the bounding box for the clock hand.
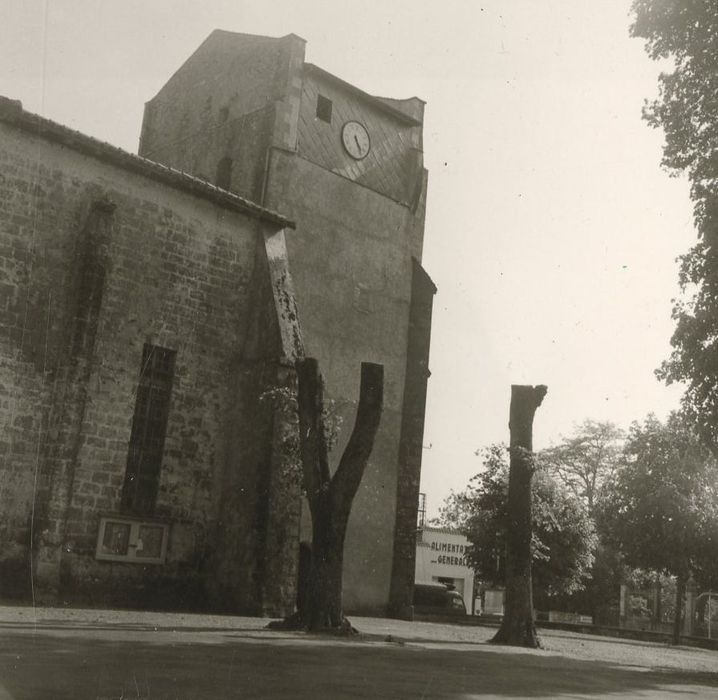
[354,134,362,152]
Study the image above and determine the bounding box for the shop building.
[415,526,475,614]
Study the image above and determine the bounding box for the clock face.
[341,121,371,160]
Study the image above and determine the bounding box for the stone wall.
[140,31,305,201]
[389,260,436,619]
[0,111,299,612]
[264,150,420,613]
[136,31,435,616]
[297,72,424,207]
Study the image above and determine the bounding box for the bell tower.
[140,30,435,618]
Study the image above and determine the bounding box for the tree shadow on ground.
[0,631,716,699]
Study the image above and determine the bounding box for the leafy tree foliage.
[600,413,718,640]
[601,413,718,582]
[542,420,624,514]
[631,2,718,453]
[437,445,596,597]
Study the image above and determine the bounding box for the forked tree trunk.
[672,573,686,645]
[491,384,547,648]
[306,494,350,629]
[295,357,383,632]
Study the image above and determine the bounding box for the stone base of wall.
[55,553,210,612]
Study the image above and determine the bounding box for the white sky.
[1,1,696,517]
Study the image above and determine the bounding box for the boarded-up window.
[121,344,176,516]
[216,156,233,190]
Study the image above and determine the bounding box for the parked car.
[413,582,467,615]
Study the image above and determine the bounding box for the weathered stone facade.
[139,31,435,615]
[0,29,434,617]
[0,97,301,614]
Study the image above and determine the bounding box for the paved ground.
[0,606,716,699]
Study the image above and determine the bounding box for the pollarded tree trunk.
[293,357,383,632]
[306,493,349,629]
[492,384,547,648]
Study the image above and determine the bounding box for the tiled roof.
[0,96,295,229]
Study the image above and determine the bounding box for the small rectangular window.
[121,344,176,516]
[316,95,333,123]
[96,517,169,564]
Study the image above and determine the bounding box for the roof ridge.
[420,525,468,536]
[0,96,294,229]
[303,64,423,127]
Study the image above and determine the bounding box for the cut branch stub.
[509,384,547,453]
[331,362,384,512]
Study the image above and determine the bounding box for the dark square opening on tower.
[316,95,333,123]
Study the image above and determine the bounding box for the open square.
[0,608,716,699]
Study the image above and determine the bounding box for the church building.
[0,30,434,618]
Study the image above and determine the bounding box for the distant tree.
[601,413,718,643]
[542,420,624,514]
[631,2,718,455]
[437,444,596,600]
[562,542,629,624]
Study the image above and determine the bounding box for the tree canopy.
[599,411,718,640]
[437,444,596,597]
[600,413,718,587]
[631,1,718,453]
[541,420,624,514]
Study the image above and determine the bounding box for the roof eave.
[304,64,423,127]
[0,96,295,230]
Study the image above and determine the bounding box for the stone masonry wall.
[389,259,436,619]
[140,31,302,202]
[137,31,434,616]
[264,150,417,613]
[209,232,302,616]
[0,120,283,610]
